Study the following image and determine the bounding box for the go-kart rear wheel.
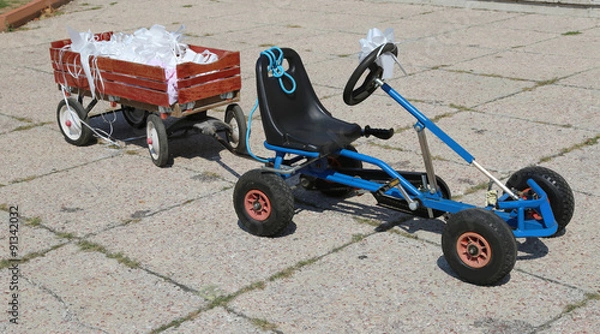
[315,145,363,197]
[505,166,574,236]
[146,114,169,167]
[224,104,247,154]
[442,208,517,286]
[57,98,93,146]
[234,169,294,237]
[122,107,148,129]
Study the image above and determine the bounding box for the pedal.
[363,125,394,140]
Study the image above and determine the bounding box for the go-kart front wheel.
[442,208,517,286]
[505,166,574,236]
[234,169,294,237]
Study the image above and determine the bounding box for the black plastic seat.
[256,48,362,156]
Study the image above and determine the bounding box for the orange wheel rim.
[457,232,491,268]
[244,189,272,221]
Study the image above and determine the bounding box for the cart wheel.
[505,166,574,236]
[56,98,93,146]
[442,208,517,285]
[314,145,363,197]
[122,107,149,129]
[233,169,294,237]
[224,104,248,154]
[146,114,169,167]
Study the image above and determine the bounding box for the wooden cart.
[50,32,247,167]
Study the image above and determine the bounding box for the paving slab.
[386,69,533,108]
[448,50,599,81]
[0,65,58,124]
[380,111,592,173]
[161,307,270,334]
[0,153,231,237]
[560,66,600,90]
[0,114,28,135]
[1,0,599,332]
[540,298,600,334]
[521,30,600,57]
[0,125,118,185]
[0,224,65,263]
[89,189,376,295]
[230,231,588,333]
[477,84,600,132]
[539,141,600,196]
[17,243,206,333]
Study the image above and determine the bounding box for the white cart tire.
[57,98,93,146]
[146,114,169,167]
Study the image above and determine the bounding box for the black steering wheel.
[343,43,398,106]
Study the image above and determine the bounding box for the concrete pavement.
[0,0,599,333]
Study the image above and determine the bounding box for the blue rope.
[245,47,297,163]
[260,47,296,94]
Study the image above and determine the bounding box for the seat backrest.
[255,48,335,150]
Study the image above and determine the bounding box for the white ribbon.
[66,25,219,104]
[359,28,396,79]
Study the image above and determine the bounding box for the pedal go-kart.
[233,43,574,285]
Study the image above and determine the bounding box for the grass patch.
[563,292,600,313]
[251,318,279,331]
[538,134,600,163]
[77,240,139,268]
[562,31,581,36]
[25,216,42,228]
[286,24,302,28]
[183,4,192,8]
[367,142,406,152]
[462,181,490,196]
[523,77,560,92]
[449,103,477,112]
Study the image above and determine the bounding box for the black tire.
[224,104,248,154]
[146,114,169,167]
[505,166,574,236]
[122,107,148,128]
[442,208,517,286]
[56,98,93,146]
[233,169,294,237]
[314,145,363,197]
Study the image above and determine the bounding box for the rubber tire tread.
[234,169,294,237]
[505,166,574,236]
[224,104,248,155]
[122,107,148,129]
[442,208,517,286]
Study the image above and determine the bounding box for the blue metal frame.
[259,83,558,238]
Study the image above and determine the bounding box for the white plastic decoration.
[359,28,396,79]
[65,25,219,105]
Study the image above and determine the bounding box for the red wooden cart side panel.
[54,70,169,106]
[95,57,166,82]
[178,76,242,105]
[177,67,241,89]
[100,81,170,107]
[54,71,90,90]
[50,33,241,108]
[99,71,168,92]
